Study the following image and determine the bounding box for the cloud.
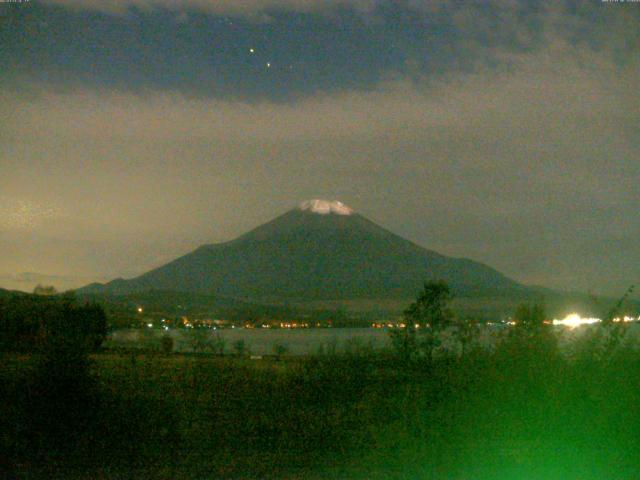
[2,0,637,296]
[0,198,65,230]
[2,37,639,294]
[38,0,640,45]
[2,0,633,108]
[42,0,380,16]
[0,272,110,292]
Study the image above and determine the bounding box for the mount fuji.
[79,200,523,301]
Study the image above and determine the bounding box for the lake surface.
[106,327,393,355]
[106,323,640,356]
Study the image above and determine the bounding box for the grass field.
[2,326,640,479]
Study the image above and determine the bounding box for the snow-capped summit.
[298,199,353,215]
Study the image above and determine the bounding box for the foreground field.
[2,329,640,479]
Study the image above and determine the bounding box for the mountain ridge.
[78,201,523,300]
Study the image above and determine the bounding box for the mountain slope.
[79,200,523,300]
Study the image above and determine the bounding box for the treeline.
[0,292,108,353]
[80,289,378,329]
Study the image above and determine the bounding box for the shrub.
[161,335,174,354]
[272,342,289,358]
[233,339,247,356]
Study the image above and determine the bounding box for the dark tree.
[506,301,558,359]
[33,284,58,296]
[404,280,453,330]
[161,335,175,354]
[0,292,108,353]
[39,297,108,354]
[513,302,546,333]
[390,280,453,362]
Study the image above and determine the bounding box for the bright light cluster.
[553,313,601,329]
[552,313,640,329]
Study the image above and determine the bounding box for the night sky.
[0,0,638,296]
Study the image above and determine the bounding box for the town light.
[553,313,601,329]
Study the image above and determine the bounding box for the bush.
[272,342,289,358]
[190,328,226,354]
[161,335,174,354]
[233,339,247,356]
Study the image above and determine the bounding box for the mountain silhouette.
[79,200,522,300]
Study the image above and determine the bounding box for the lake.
[106,327,393,355]
[105,323,640,356]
